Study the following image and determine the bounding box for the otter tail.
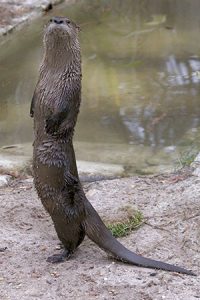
[84,199,195,276]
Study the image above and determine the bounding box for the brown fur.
[31,16,195,274]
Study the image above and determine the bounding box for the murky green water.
[1,0,200,174]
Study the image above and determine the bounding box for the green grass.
[107,210,143,238]
[177,147,198,169]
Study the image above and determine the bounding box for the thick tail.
[84,198,195,276]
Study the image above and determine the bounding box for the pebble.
[0,175,12,187]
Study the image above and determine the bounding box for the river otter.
[30,16,195,275]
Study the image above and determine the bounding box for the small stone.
[23,178,34,184]
[149,272,157,277]
[46,279,52,285]
[40,246,47,251]
[0,175,12,187]
[0,247,7,252]
[50,272,60,278]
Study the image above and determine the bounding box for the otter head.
[43,16,80,52]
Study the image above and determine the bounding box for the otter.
[30,16,195,275]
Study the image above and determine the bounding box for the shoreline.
[0,0,65,39]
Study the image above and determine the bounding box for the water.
[1,0,200,174]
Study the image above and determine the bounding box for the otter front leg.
[30,93,36,117]
[46,111,68,135]
[45,85,81,135]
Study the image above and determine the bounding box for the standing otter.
[31,16,195,275]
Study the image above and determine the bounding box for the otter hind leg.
[48,214,85,264]
[47,249,71,264]
[76,224,85,248]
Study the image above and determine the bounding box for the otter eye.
[66,20,71,24]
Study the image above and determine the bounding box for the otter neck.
[41,40,81,75]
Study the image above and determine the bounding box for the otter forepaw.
[46,249,71,263]
[45,116,60,135]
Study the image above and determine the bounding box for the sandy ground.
[0,170,199,300]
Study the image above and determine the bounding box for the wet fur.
[31,17,195,275]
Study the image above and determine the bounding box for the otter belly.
[33,138,84,220]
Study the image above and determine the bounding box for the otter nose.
[51,17,64,24]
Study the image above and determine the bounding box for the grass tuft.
[177,147,198,169]
[107,210,143,238]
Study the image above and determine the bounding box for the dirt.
[0,170,199,300]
